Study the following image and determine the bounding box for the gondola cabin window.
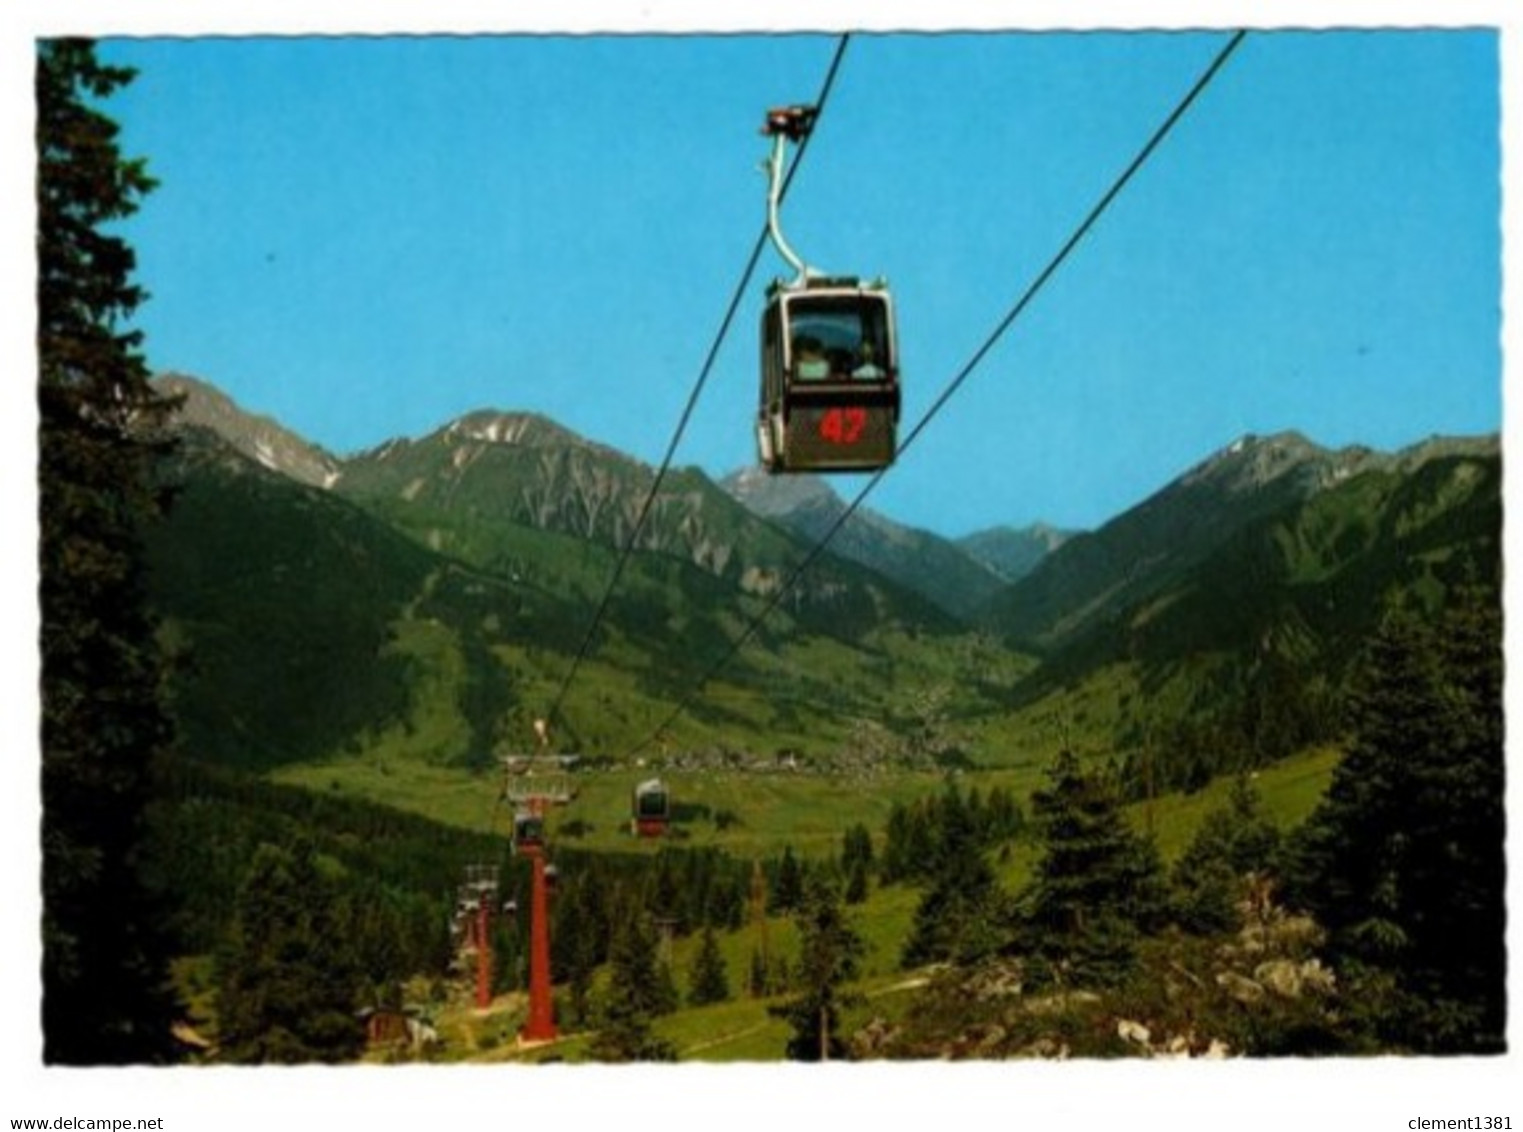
[786,294,891,381]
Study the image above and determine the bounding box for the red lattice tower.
[501,754,577,1044]
[454,863,500,1010]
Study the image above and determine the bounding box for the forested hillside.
[980,434,1501,794]
[144,408,1010,775]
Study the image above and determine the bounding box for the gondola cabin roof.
[763,275,895,321]
[632,777,671,835]
[766,273,885,295]
[634,779,670,813]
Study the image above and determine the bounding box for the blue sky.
[88,25,1501,536]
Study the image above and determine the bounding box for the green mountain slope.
[980,432,1364,652]
[144,392,1009,778]
[985,437,1501,785]
[143,426,582,771]
[333,409,961,642]
[981,432,1497,655]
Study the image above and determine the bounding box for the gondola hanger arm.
[761,105,822,286]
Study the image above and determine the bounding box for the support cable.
[512,35,852,813]
[621,29,1249,760]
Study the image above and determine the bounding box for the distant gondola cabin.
[513,810,545,856]
[631,778,671,838]
[758,277,899,473]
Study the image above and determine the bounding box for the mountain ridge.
[157,373,344,489]
[155,375,999,624]
[143,416,1008,772]
[979,429,1498,653]
[956,522,1075,583]
[718,466,1013,619]
[147,373,1500,787]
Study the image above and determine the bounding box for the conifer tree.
[590,912,678,1062]
[1287,594,1504,1052]
[879,795,942,884]
[688,924,731,1006]
[769,844,804,913]
[552,868,609,1026]
[1015,750,1167,988]
[983,784,1025,841]
[1171,773,1281,934]
[216,842,366,1063]
[772,874,864,1061]
[878,802,915,884]
[843,855,871,905]
[840,823,875,878]
[748,947,769,999]
[37,36,181,1064]
[901,782,1005,968]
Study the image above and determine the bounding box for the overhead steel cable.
[527,34,852,767]
[621,29,1249,761]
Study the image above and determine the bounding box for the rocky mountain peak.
[154,373,343,489]
[1182,431,1323,492]
[956,523,1077,584]
[720,466,842,518]
[442,410,581,449]
[1184,430,1498,501]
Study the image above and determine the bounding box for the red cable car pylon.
[519,823,556,1043]
[474,887,494,1010]
[449,863,499,1011]
[502,721,577,1046]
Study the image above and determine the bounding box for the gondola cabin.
[631,777,671,838]
[757,277,899,473]
[512,810,545,856]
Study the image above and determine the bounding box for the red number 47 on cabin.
[818,407,867,445]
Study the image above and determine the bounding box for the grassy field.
[1128,744,1341,860]
[395,744,1341,1062]
[276,755,963,856]
[430,965,934,1064]
[274,740,1341,867]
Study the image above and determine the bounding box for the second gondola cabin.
[757,276,899,473]
[512,810,546,856]
[631,778,671,838]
